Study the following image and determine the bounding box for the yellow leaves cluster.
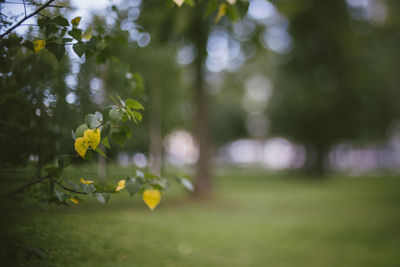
[74,128,101,158]
[143,189,161,211]
[33,40,46,53]
[74,137,88,158]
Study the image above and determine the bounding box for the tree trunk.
[304,144,327,177]
[193,9,212,197]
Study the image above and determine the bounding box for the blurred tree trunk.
[304,145,328,177]
[148,85,162,176]
[193,8,212,197]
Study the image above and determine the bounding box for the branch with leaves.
[1,95,194,210]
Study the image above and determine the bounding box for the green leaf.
[69,28,82,41]
[120,125,132,138]
[71,129,76,140]
[109,108,122,124]
[55,189,67,202]
[75,124,89,138]
[58,155,72,171]
[71,16,81,27]
[95,111,103,121]
[125,99,144,110]
[95,146,107,158]
[178,178,194,192]
[73,42,86,57]
[121,113,129,122]
[227,5,240,22]
[101,122,111,139]
[237,1,250,17]
[126,177,142,197]
[53,16,69,26]
[66,180,80,191]
[23,41,34,52]
[60,27,67,37]
[38,17,51,29]
[45,42,65,60]
[46,37,57,43]
[84,150,93,160]
[133,111,142,123]
[82,184,96,196]
[154,179,169,190]
[204,0,219,19]
[110,131,127,147]
[101,137,111,149]
[95,193,109,204]
[62,37,73,44]
[85,114,101,128]
[45,23,57,37]
[102,107,111,122]
[125,108,135,121]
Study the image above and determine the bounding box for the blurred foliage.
[267,0,400,172]
[0,34,78,167]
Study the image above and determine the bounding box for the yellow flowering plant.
[3,95,193,211]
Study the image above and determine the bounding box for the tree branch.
[23,0,27,17]
[53,179,86,195]
[0,0,56,39]
[0,174,50,199]
[3,1,68,8]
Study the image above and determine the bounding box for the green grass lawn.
[1,165,400,266]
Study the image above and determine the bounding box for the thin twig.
[0,174,50,199]
[20,23,39,26]
[37,12,49,18]
[0,0,56,39]
[23,0,27,17]
[53,179,86,195]
[3,1,68,8]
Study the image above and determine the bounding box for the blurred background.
[1,0,400,266]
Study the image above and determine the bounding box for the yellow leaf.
[80,177,93,184]
[215,3,228,23]
[143,189,161,211]
[82,27,92,41]
[173,0,184,7]
[33,40,46,53]
[71,16,81,27]
[115,179,126,191]
[74,137,89,158]
[83,128,101,150]
[70,197,79,204]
